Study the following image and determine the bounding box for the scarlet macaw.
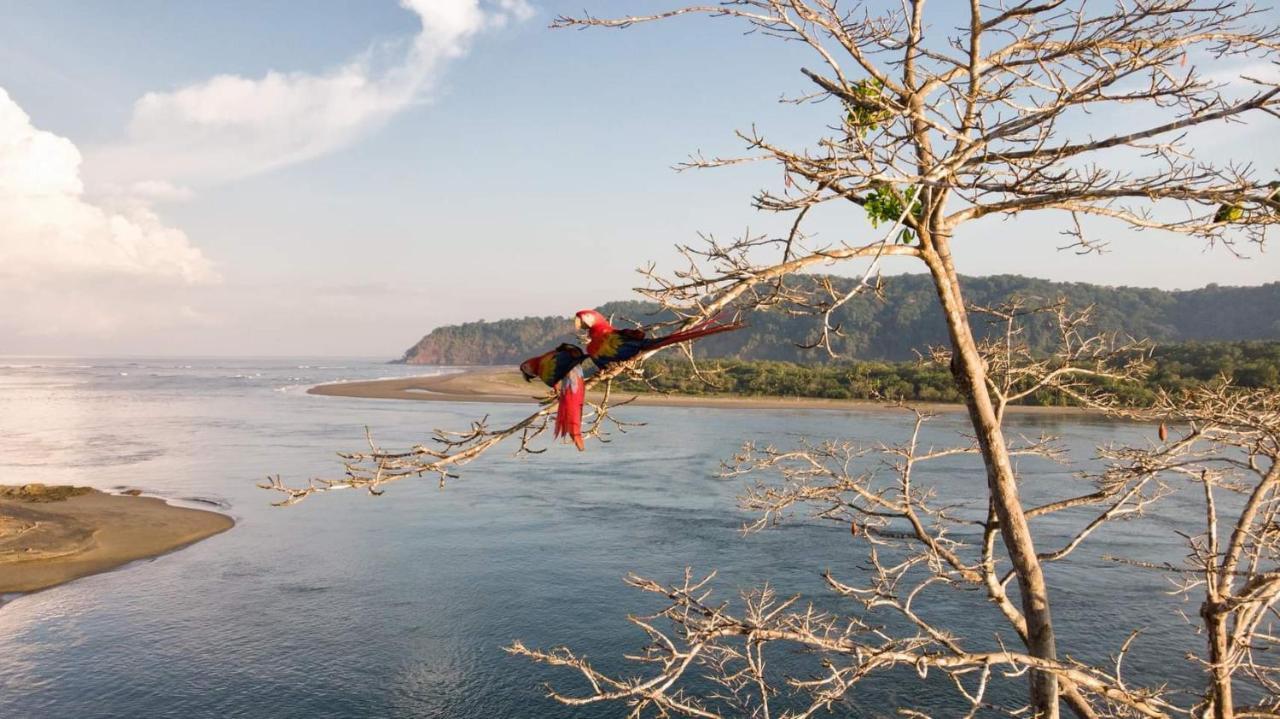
[574,309,743,369]
[519,343,589,451]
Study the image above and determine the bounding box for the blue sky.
[1,1,1277,356]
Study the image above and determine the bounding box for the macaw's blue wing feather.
[590,333,645,368]
[552,349,584,384]
[521,344,587,388]
[590,321,743,370]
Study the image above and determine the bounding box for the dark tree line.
[398,276,1280,365]
[619,341,1280,407]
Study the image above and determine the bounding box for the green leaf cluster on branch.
[862,183,922,244]
[842,77,891,139]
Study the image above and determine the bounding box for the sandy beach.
[309,366,1091,415]
[308,366,914,411]
[0,485,234,594]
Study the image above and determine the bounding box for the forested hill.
[397,275,1280,365]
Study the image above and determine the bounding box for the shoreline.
[308,366,1094,416]
[0,485,235,595]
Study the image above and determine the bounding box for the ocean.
[0,358,1226,717]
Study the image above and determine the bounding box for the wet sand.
[308,367,1089,415]
[0,485,234,594]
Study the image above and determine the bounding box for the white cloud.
[0,0,533,348]
[126,180,195,203]
[0,87,217,339]
[89,0,533,186]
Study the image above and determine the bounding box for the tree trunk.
[1203,601,1235,719]
[922,233,1061,717]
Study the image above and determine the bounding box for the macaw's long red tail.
[554,367,586,452]
[646,320,744,351]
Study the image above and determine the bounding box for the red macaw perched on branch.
[519,343,589,451]
[574,309,743,369]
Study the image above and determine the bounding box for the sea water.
[0,359,1226,717]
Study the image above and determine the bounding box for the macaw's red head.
[574,309,608,332]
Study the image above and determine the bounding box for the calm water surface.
[0,358,1218,717]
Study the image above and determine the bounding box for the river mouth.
[0,357,1215,717]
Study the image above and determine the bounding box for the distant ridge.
[397,275,1280,365]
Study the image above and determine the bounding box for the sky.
[1,1,1277,357]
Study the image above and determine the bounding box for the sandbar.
[0,485,234,594]
[309,367,1089,415]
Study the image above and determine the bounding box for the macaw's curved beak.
[573,315,584,331]
[519,361,536,382]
